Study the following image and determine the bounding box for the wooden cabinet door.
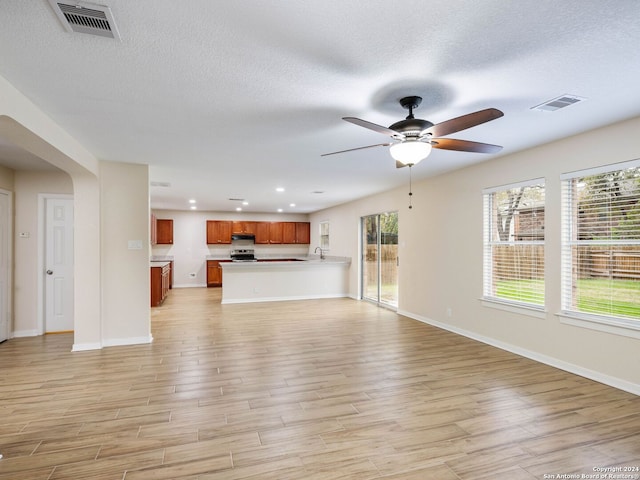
[282,222,296,244]
[207,221,232,244]
[296,222,310,244]
[207,260,223,287]
[150,267,162,306]
[150,213,157,245]
[269,222,283,244]
[255,222,270,244]
[232,221,257,234]
[156,219,173,244]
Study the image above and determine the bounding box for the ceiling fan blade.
[396,160,408,169]
[431,138,503,154]
[425,108,503,137]
[343,117,404,138]
[321,142,391,157]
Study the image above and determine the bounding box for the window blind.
[561,163,640,321]
[483,180,545,307]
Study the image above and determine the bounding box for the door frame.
[37,193,74,335]
[360,211,399,310]
[0,189,13,342]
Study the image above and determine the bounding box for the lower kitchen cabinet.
[207,260,223,287]
[151,262,171,306]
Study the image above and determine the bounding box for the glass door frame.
[361,211,398,309]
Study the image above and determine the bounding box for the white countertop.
[150,261,171,268]
[219,255,350,267]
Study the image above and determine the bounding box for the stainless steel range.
[230,233,256,262]
[230,248,256,262]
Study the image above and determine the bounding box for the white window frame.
[482,178,546,315]
[559,159,640,338]
[319,221,330,251]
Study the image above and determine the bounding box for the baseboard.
[71,342,103,352]
[102,335,154,348]
[398,309,640,397]
[172,283,207,288]
[12,329,40,338]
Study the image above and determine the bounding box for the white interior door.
[45,197,74,333]
[0,191,9,342]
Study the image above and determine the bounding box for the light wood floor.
[1,288,639,479]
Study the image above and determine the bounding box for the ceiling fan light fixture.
[389,141,432,166]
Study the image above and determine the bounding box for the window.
[483,179,545,308]
[319,221,330,250]
[561,160,640,325]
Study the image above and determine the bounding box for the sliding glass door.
[362,212,398,308]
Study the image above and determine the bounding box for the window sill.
[480,297,547,319]
[557,311,640,340]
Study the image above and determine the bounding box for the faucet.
[314,247,325,260]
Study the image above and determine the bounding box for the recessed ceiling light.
[276,187,285,192]
[190,206,197,210]
[188,199,196,204]
[289,203,296,207]
[236,207,242,212]
[277,208,283,212]
[242,201,249,206]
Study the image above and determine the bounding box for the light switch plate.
[128,240,143,250]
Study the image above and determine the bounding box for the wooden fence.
[365,245,398,284]
[492,245,640,280]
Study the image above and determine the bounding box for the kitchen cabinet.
[150,262,171,306]
[282,222,296,244]
[207,220,232,244]
[150,213,157,245]
[155,219,173,244]
[232,221,256,234]
[254,222,270,244]
[207,260,223,287]
[280,222,310,244]
[296,222,311,244]
[206,219,310,244]
[269,222,283,244]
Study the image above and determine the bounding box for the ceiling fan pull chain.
[408,165,413,209]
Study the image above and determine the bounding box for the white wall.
[310,115,640,394]
[101,161,151,346]
[152,209,310,287]
[13,171,73,336]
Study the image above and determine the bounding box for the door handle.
[46,270,53,275]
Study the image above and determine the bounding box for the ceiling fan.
[322,96,504,167]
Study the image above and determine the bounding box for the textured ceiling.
[1,1,639,212]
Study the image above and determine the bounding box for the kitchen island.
[219,256,351,304]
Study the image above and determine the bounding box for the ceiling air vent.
[531,94,586,112]
[48,1,121,40]
[150,181,171,188]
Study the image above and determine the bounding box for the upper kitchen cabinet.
[232,221,256,234]
[207,220,232,244]
[296,222,311,244]
[282,222,296,244]
[150,213,157,244]
[254,222,271,244]
[269,222,283,244]
[155,219,174,244]
[282,222,311,244]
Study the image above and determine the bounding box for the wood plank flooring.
[1,287,639,479]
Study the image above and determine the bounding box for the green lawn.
[495,278,640,319]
